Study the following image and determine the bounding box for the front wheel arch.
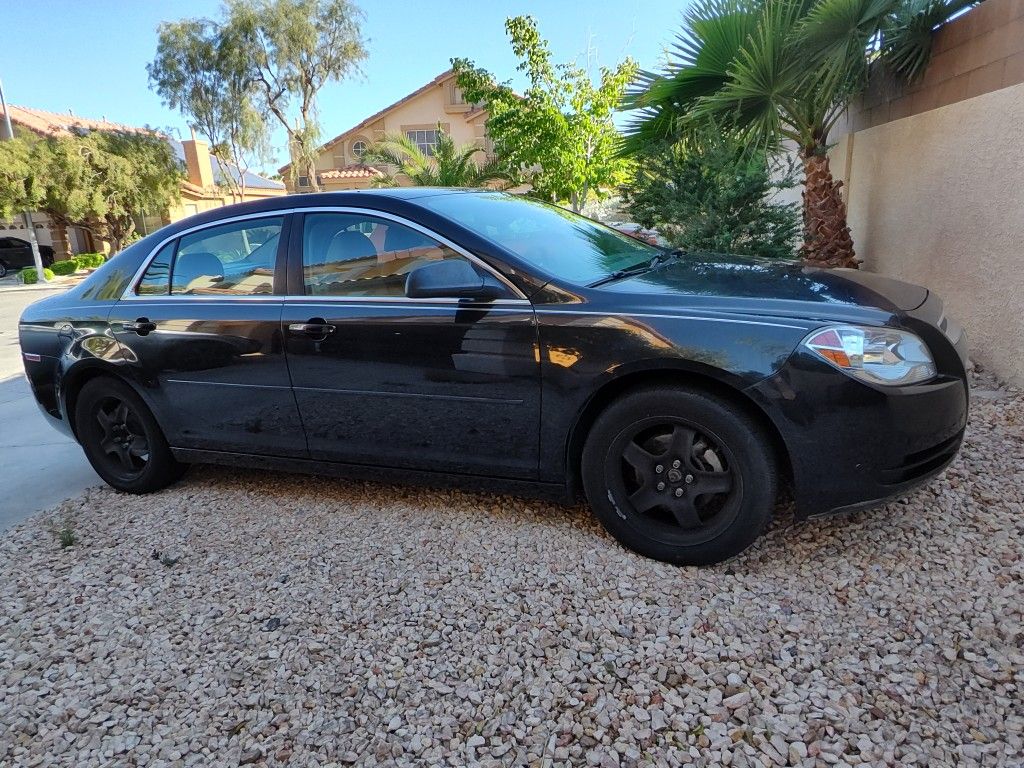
[566,369,793,499]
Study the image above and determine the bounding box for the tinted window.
[170,217,283,295]
[137,241,176,295]
[302,213,470,298]
[416,193,659,285]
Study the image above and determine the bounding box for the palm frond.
[880,0,977,80]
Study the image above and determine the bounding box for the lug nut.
[672,459,681,469]
[685,474,694,484]
[655,464,663,474]
[657,482,665,491]
[674,488,684,497]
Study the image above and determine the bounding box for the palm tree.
[624,0,974,268]
[363,126,510,188]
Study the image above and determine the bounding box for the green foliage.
[0,132,181,253]
[149,17,270,200]
[0,136,43,220]
[227,0,368,189]
[453,15,638,212]
[623,133,801,259]
[20,267,55,284]
[57,525,77,549]
[624,0,974,155]
[364,127,509,188]
[50,259,80,276]
[77,253,107,268]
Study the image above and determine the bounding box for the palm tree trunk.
[800,150,858,269]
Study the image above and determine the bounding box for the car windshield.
[416,192,660,285]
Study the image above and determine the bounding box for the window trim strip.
[120,206,529,303]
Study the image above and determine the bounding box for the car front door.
[108,213,308,457]
[281,208,540,478]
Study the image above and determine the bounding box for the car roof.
[157,188,495,237]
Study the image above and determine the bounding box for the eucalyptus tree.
[149,17,268,201]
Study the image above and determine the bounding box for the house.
[279,70,489,192]
[0,105,285,259]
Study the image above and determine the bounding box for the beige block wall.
[840,81,1024,383]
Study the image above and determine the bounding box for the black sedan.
[0,236,54,277]
[18,190,969,565]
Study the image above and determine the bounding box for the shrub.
[50,258,80,276]
[20,267,56,284]
[622,133,801,259]
[76,252,107,268]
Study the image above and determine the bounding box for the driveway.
[0,371,1020,766]
[0,286,99,530]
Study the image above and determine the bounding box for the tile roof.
[2,105,284,191]
[0,105,149,138]
[319,165,383,180]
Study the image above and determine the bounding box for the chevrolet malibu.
[18,190,969,565]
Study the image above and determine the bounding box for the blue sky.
[3,0,687,175]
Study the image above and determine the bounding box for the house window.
[450,85,466,105]
[406,129,438,157]
[352,140,367,159]
[297,175,310,188]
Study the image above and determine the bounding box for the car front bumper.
[747,348,969,519]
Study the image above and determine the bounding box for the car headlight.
[803,325,936,386]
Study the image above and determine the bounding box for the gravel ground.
[1,373,1021,768]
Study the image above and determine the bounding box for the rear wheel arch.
[63,365,142,439]
[566,369,793,496]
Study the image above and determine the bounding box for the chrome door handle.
[288,322,336,336]
[123,318,157,336]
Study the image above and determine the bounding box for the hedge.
[76,253,107,268]
[50,259,80,276]
[20,268,56,285]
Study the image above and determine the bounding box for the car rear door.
[108,213,308,457]
[281,208,540,478]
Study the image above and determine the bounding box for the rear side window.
[136,217,284,296]
[137,241,175,295]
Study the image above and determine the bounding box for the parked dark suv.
[0,236,54,277]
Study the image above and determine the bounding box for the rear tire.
[74,377,186,493]
[0,261,7,278]
[581,386,777,566]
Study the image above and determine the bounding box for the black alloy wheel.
[75,377,186,493]
[582,386,777,565]
[611,420,739,543]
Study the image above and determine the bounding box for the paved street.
[0,286,99,530]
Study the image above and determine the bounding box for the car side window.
[137,241,176,295]
[168,217,283,296]
[302,212,476,298]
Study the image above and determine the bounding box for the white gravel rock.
[0,372,1021,766]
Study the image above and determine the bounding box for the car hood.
[601,253,928,319]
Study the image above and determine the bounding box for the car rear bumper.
[747,350,969,519]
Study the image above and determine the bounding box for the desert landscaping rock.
[0,372,1021,767]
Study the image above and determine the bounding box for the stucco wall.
[839,81,1024,383]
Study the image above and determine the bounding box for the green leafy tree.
[0,132,182,252]
[453,16,637,212]
[624,132,800,259]
[624,0,974,268]
[148,17,269,201]
[363,126,509,188]
[227,0,368,191]
[0,133,43,221]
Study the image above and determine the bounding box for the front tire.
[581,387,777,566]
[0,261,7,278]
[74,377,186,493]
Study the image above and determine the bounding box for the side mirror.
[404,259,505,300]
